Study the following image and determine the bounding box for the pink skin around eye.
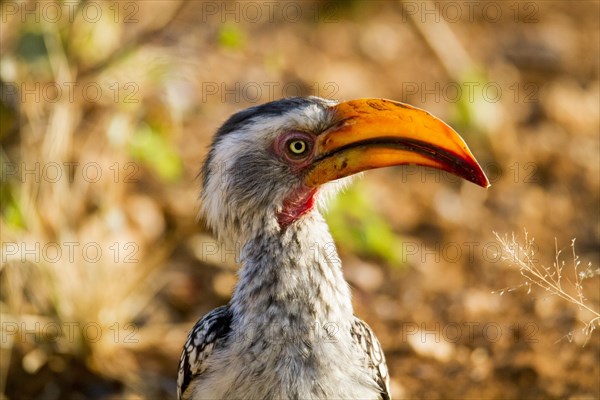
[273,132,319,229]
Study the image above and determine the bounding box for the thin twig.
[78,1,187,80]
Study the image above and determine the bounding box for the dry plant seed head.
[493,230,600,345]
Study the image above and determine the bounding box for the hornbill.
[178,97,489,400]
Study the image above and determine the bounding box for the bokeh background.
[1,0,599,399]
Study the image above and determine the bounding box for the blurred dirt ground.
[1,1,599,399]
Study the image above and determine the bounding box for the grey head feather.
[199,97,338,245]
[201,96,336,188]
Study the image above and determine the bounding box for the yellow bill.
[304,98,490,188]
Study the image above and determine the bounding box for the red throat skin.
[276,186,318,229]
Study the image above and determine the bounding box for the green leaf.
[218,25,245,49]
[325,181,405,267]
[0,182,25,229]
[128,123,182,182]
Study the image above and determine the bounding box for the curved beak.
[304,98,490,188]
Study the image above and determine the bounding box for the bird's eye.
[288,140,307,155]
[278,134,314,163]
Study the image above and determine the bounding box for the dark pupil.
[293,142,303,152]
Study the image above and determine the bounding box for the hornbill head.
[201,97,489,244]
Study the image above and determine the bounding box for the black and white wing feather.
[351,317,391,400]
[177,305,232,400]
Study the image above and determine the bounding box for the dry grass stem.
[494,231,600,343]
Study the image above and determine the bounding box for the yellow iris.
[288,140,307,154]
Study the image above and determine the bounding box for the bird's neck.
[230,210,354,332]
